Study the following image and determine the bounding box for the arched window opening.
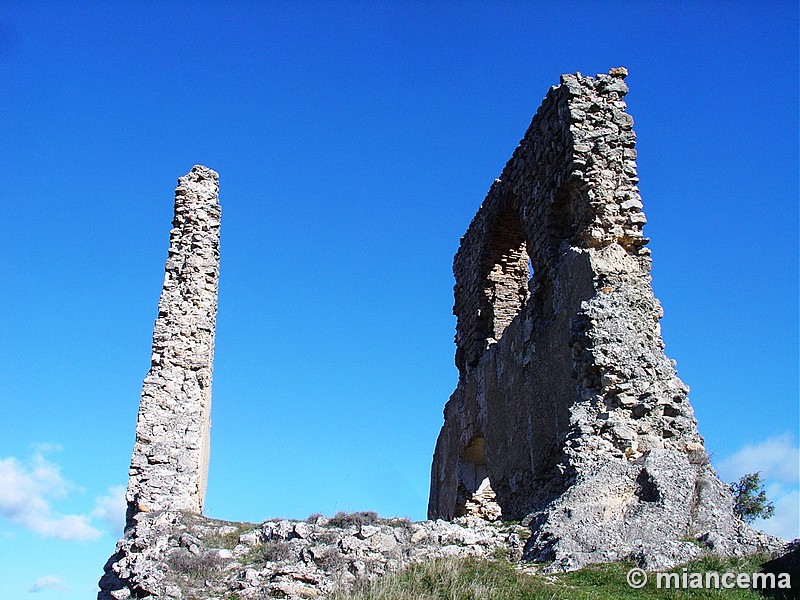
[454,198,534,374]
[481,208,530,348]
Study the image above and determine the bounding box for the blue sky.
[0,1,797,598]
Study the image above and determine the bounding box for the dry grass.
[328,554,786,600]
[328,511,380,528]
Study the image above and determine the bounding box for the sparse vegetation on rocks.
[99,71,794,600]
[330,554,794,600]
[327,511,380,528]
[99,510,527,599]
[102,510,797,599]
[246,540,295,565]
[166,548,226,579]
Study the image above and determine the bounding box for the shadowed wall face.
[429,67,701,522]
[125,165,221,524]
[429,70,774,574]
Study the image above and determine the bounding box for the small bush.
[260,541,294,562]
[244,541,295,565]
[306,513,325,524]
[314,546,348,571]
[167,549,224,578]
[315,529,341,544]
[380,517,413,530]
[328,511,379,528]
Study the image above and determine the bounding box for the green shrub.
[730,473,775,524]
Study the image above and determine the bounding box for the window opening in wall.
[482,208,530,347]
[455,437,502,521]
[456,203,533,372]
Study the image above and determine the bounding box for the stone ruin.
[99,71,785,598]
[99,166,529,600]
[125,165,220,523]
[428,67,777,569]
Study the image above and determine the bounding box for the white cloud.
[28,575,68,593]
[752,488,800,542]
[91,485,127,534]
[716,433,800,542]
[716,432,799,485]
[0,449,101,542]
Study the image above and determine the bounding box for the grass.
[328,554,795,600]
[201,522,258,549]
[166,548,226,579]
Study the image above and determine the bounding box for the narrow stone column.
[125,165,220,524]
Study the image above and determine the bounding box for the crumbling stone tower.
[429,69,774,569]
[125,165,221,525]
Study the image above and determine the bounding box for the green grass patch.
[201,523,258,549]
[328,554,792,600]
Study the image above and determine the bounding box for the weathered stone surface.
[124,165,221,524]
[99,72,789,600]
[98,511,526,599]
[428,69,783,570]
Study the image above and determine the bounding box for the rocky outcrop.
[428,68,783,570]
[98,511,526,599]
[125,165,221,524]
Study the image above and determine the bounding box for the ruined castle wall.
[433,71,647,520]
[428,71,772,569]
[125,165,221,523]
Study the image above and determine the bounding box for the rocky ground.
[98,511,528,599]
[99,508,796,600]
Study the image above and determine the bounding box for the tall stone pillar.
[125,165,221,524]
